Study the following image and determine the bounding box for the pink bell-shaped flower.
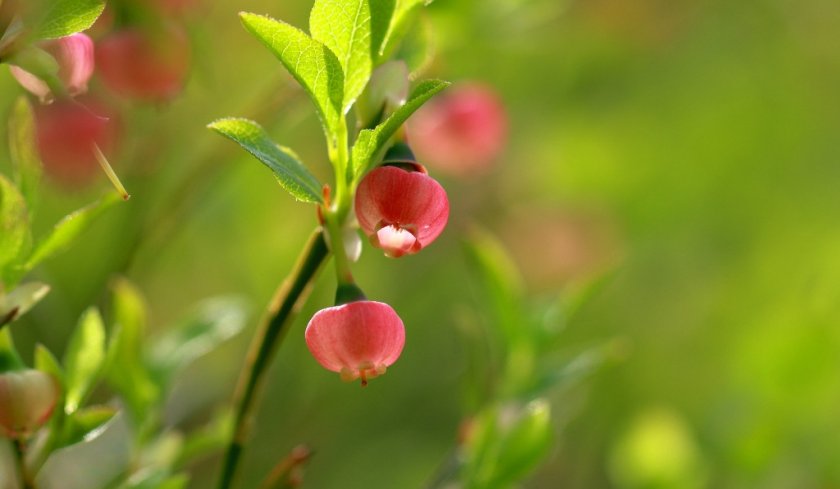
[407,83,508,176]
[9,33,95,103]
[0,370,59,438]
[305,301,405,386]
[96,23,191,102]
[35,97,119,186]
[355,162,449,258]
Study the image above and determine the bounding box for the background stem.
[217,229,329,489]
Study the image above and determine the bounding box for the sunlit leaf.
[208,118,323,204]
[34,344,65,387]
[239,12,344,140]
[377,0,430,62]
[351,78,448,178]
[63,307,106,414]
[8,97,43,213]
[0,174,31,287]
[23,193,121,273]
[0,282,49,327]
[310,0,395,111]
[31,0,106,40]
[61,405,116,447]
[463,400,552,489]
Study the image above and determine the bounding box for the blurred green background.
[2,0,840,487]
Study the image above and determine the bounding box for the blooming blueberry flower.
[96,23,191,102]
[10,33,95,103]
[407,83,508,175]
[305,301,405,386]
[0,370,58,438]
[355,164,449,258]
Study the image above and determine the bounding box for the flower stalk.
[217,229,329,489]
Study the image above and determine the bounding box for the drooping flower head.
[0,370,59,438]
[407,83,508,175]
[355,160,449,258]
[9,33,95,103]
[35,97,119,186]
[96,23,191,102]
[305,301,405,386]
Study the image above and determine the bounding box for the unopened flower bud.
[96,24,191,102]
[355,158,449,258]
[305,301,405,386]
[0,370,59,438]
[407,83,508,175]
[9,34,95,103]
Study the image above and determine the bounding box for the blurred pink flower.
[35,97,119,186]
[151,0,200,15]
[355,165,449,258]
[0,370,58,438]
[96,24,191,102]
[305,301,405,386]
[9,33,95,103]
[407,83,508,175]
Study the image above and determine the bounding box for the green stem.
[217,229,329,489]
[14,438,35,489]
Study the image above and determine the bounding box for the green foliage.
[104,279,159,421]
[149,297,247,383]
[351,78,449,178]
[22,193,121,276]
[0,174,31,286]
[61,405,117,447]
[377,0,428,62]
[29,0,105,40]
[463,400,553,489]
[0,281,49,328]
[8,97,42,213]
[208,118,323,204]
[36,413,132,489]
[0,328,25,372]
[63,307,106,414]
[34,343,65,386]
[310,0,395,112]
[239,13,345,142]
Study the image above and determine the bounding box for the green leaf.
[378,0,429,62]
[490,400,553,487]
[34,344,65,387]
[63,307,106,414]
[239,12,344,140]
[0,281,50,327]
[395,14,433,79]
[23,193,121,273]
[463,400,553,489]
[0,174,31,286]
[208,118,323,203]
[61,405,116,447]
[463,227,526,346]
[31,0,106,40]
[8,97,43,213]
[351,78,449,178]
[0,328,25,373]
[150,297,247,381]
[105,279,159,420]
[37,412,132,489]
[310,0,395,111]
